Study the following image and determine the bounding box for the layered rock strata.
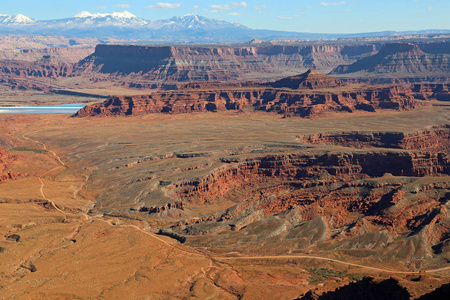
[297,125,450,154]
[332,42,450,83]
[74,85,426,118]
[266,69,345,89]
[0,60,75,78]
[134,122,450,267]
[75,43,378,82]
[163,149,449,262]
[412,83,450,101]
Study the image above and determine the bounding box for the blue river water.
[0,103,85,114]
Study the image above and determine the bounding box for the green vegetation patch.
[11,146,47,154]
[307,268,364,284]
[308,268,346,284]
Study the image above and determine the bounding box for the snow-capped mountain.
[0,11,448,43]
[149,14,247,31]
[70,11,148,27]
[40,11,148,30]
[0,11,255,41]
[0,13,36,25]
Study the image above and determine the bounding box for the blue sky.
[2,0,449,33]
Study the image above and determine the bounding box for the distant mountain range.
[0,11,449,43]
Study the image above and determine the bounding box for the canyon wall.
[0,47,94,63]
[169,151,450,206]
[74,43,378,82]
[0,47,94,80]
[0,60,75,78]
[150,122,450,266]
[297,125,450,153]
[1,41,448,89]
[332,42,450,83]
[412,83,450,101]
[166,148,449,263]
[74,85,427,118]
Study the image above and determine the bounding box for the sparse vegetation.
[307,268,365,284]
[29,263,37,272]
[11,146,47,154]
[307,268,347,284]
[6,234,21,242]
[351,274,364,281]
[0,247,5,253]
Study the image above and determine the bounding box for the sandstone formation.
[297,125,450,153]
[0,47,94,64]
[74,71,433,118]
[0,147,21,182]
[0,60,75,79]
[412,83,450,101]
[298,277,411,300]
[6,104,448,298]
[1,41,449,94]
[299,278,450,300]
[163,153,449,267]
[148,123,450,267]
[265,69,345,89]
[332,42,450,83]
[74,43,378,82]
[0,47,94,87]
[417,283,450,300]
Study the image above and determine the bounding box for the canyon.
[74,70,449,118]
[1,96,449,299]
[0,39,448,100]
[331,42,450,83]
[297,124,450,153]
[0,35,449,299]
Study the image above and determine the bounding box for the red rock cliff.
[0,147,21,183]
[297,125,450,154]
[74,84,426,118]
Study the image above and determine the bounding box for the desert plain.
[0,97,449,299]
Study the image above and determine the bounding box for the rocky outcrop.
[298,277,411,300]
[164,148,449,264]
[265,69,345,89]
[74,79,427,118]
[331,42,450,82]
[169,151,449,205]
[158,121,449,261]
[412,83,450,101]
[134,201,184,214]
[417,283,450,300]
[0,147,21,183]
[0,47,94,63]
[0,60,75,78]
[0,48,95,89]
[297,125,450,154]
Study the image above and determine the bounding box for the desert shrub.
[29,263,37,272]
[6,234,21,242]
[11,146,47,154]
[308,268,347,284]
[351,274,364,281]
[0,247,5,253]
